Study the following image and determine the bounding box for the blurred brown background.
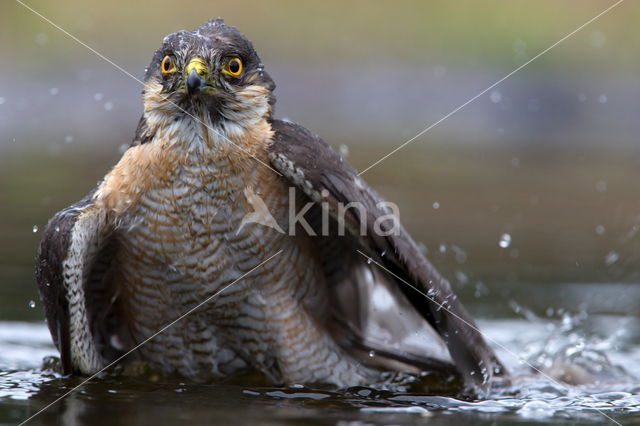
[1,0,639,320]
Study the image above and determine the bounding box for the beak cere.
[186,69,205,95]
[185,57,208,96]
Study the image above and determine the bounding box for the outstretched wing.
[36,191,124,374]
[268,119,504,389]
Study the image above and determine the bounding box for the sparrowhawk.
[36,19,503,392]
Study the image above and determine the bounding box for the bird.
[36,19,503,392]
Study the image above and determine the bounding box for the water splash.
[0,316,638,423]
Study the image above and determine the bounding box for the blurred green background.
[1,0,639,321]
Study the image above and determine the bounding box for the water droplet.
[49,87,59,96]
[598,94,608,104]
[338,144,349,157]
[0,97,5,105]
[432,201,440,209]
[94,92,103,101]
[54,226,60,232]
[368,350,375,358]
[481,368,489,384]
[452,245,467,263]
[104,101,113,111]
[32,225,39,233]
[366,257,373,265]
[28,300,36,308]
[455,270,468,285]
[595,224,605,235]
[499,233,511,248]
[605,251,619,266]
[473,281,489,299]
[64,135,74,144]
[489,90,502,104]
[439,244,447,254]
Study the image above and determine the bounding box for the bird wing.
[36,190,124,374]
[268,119,504,389]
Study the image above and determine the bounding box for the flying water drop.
[489,90,502,104]
[605,251,619,266]
[499,233,511,248]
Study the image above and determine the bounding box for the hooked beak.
[186,69,206,96]
[185,57,209,96]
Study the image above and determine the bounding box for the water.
[1,291,638,425]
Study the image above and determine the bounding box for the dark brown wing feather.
[268,119,504,388]
[35,197,93,373]
[130,116,155,146]
[35,191,122,374]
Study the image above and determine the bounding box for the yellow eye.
[161,55,177,74]
[223,57,243,77]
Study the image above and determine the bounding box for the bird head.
[141,19,275,136]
